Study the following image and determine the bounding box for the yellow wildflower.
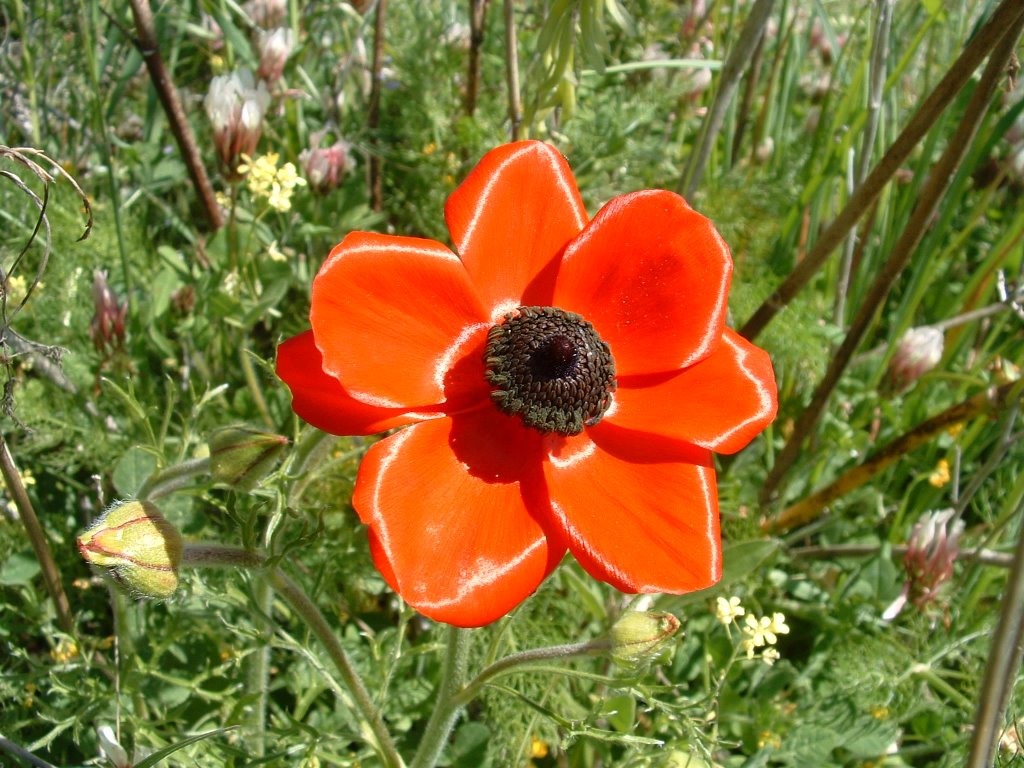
[50,638,79,664]
[530,736,549,758]
[715,595,745,625]
[757,730,781,749]
[238,152,307,211]
[929,459,950,488]
[762,646,780,666]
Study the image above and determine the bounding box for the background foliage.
[0,0,1022,766]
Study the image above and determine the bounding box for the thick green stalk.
[409,626,472,768]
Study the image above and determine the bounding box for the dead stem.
[759,14,1024,505]
[741,0,1024,342]
[127,0,222,232]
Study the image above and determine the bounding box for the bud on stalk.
[610,611,680,665]
[209,425,288,491]
[77,501,183,599]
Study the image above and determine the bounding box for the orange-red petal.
[276,331,425,435]
[542,424,721,594]
[606,329,777,454]
[311,232,491,410]
[445,141,588,314]
[552,190,732,375]
[352,411,564,627]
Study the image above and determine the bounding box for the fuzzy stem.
[137,456,211,501]
[409,626,472,768]
[966,494,1024,767]
[740,0,1024,342]
[1,435,73,633]
[182,544,403,766]
[268,567,405,768]
[452,637,609,709]
[246,575,273,757]
[759,15,1024,506]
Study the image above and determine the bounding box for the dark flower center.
[484,306,616,436]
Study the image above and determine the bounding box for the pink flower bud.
[257,28,295,85]
[300,139,353,194]
[204,69,270,175]
[886,326,944,392]
[244,0,287,28]
[89,270,127,356]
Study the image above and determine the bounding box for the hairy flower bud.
[77,501,183,599]
[209,425,288,491]
[610,611,680,664]
[885,326,944,392]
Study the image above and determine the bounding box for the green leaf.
[601,693,636,733]
[133,726,237,768]
[113,446,158,497]
[450,721,492,768]
[0,551,41,586]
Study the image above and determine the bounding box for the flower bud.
[610,611,680,665]
[209,425,288,491]
[301,139,353,195]
[77,501,183,599]
[885,326,943,392]
[257,28,295,85]
[89,270,128,356]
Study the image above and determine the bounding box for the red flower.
[277,142,777,627]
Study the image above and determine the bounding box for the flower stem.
[267,567,405,768]
[966,493,1024,767]
[409,626,472,768]
[182,545,404,767]
[137,456,211,501]
[0,434,73,633]
[245,575,273,757]
[452,637,608,709]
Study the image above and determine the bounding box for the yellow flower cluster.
[928,458,950,488]
[741,612,789,663]
[715,595,745,625]
[238,152,307,212]
[714,596,788,666]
